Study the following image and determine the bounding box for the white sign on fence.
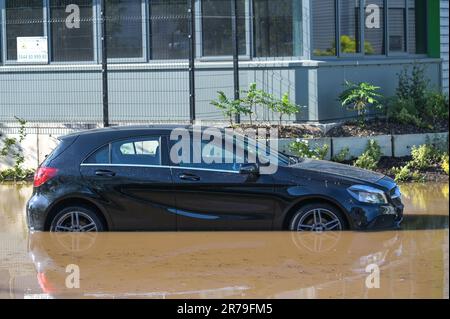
[17,37,48,63]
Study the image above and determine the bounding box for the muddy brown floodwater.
[0,183,448,299]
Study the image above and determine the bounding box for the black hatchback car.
[27,125,403,232]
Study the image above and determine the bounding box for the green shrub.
[354,140,382,170]
[210,91,251,126]
[424,90,449,124]
[388,64,449,129]
[389,100,427,128]
[240,83,274,124]
[396,64,428,107]
[339,81,382,124]
[390,165,424,183]
[0,167,35,182]
[268,93,300,127]
[0,117,31,182]
[410,144,442,170]
[332,147,350,163]
[290,140,329,160]
[441,154,449,175]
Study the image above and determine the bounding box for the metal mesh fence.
[0,0,305,131]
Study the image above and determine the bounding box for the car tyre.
[50,206,105,232]
[290,203,347,232]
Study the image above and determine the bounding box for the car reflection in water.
[27,229,447,299]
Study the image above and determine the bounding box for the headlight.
[347,185,388,204]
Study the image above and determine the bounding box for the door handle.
[95,169,116,177]
[178,173,200,181]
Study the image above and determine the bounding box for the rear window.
[84,145,109,164]
[41,136,77,167]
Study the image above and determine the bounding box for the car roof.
[60,124,193,140]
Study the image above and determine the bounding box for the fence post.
[188,0,196,124]
[231,0,240,124]
[100,0,109,127]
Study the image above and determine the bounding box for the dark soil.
[233,118,448,139]
[236,124,325,138]
[326,119,449,138]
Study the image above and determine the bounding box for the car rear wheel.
[289,203,346,232]
[50,206,105,232]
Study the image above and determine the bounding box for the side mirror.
[239,163,259,175]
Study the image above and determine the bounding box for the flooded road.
[0,183,448,299]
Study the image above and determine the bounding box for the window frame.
[251,0,304,59]
[147,0,191,62]
[337,0,364,58]
[1,0,49,65]
[97,0,148,63]
[197,0,251,60]
[82,135,167,167]
[311,0,429,60]
[48,0,97,64]
[387,0,408,56]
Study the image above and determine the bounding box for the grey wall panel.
[0,71,103,123]
[108,70,190,122]
[247,68,297,122]
[0,60,442,125]
[316,61,441,122]
[194,69,235,121]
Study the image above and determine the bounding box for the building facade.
[0,0,447,125]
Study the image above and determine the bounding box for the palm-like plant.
[269,93,300,127]
[240,83,273,124]
[339,81,383,125]
[210,91,251,126]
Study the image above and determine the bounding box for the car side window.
[111,137,161,166]
[84,145,109,164]
[176,139,243,172]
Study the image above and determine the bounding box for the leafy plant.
[441,153,449,175]
[354,139,382,170]
[410,144,442,170]
[340,35,375,55]
[240,83,274,124]
[0,117,33,182]
[332,147,350,163]
[210,91,251,126]
[424,90,449,124]
[339,81,382,125]
[387,64,449,129]
[400,64,428,107]
[393,103,427,128]
[390,165,424,183]
[269,93,300,127]
[289,139,329,160]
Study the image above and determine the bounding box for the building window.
[50,0,94,62]
[150,0,189,60]
[313,0,427,58]
[5,0,45,61]
[312,0,337,56]
[253,0,301,57]
[388,0,406,52]
[201,0,246,56]
[105,0,144,59]
[339,0,361,54]
[364,0,385,55]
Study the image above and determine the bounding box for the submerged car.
[26,125,403,232]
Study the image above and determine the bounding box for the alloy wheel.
[295,208,343,232]
[51,211,99,232]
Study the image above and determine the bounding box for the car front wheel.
[290,203,346,232]
[50,206,105,232]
